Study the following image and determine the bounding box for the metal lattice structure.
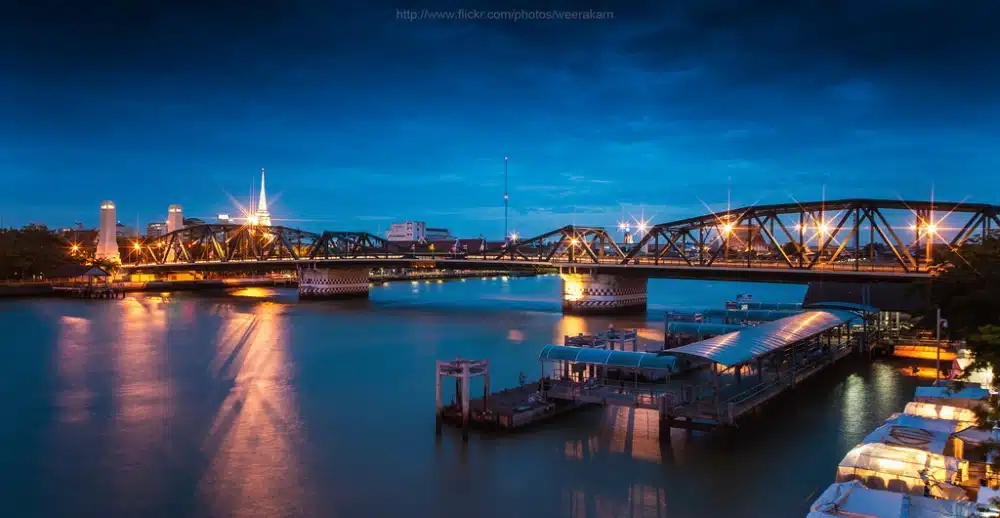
[489,225,626,263]
[124,200,1000,281]
[623,199,999,272]
[137,224,404,265]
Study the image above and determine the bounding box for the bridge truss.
[127,199,999,277]
[137,224,399,265]
[622,199,999,273]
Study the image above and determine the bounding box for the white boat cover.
[903,402,978,424]
[807,481,981,517]
[838,443,964,484]
[914,387,991,412]
[954,425,1000,445]
[862,423,952,455]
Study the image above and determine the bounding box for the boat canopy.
[667,309,860,367]
[807,480,981,518]
[537,345,679,371]
[837,443,966,489]
[861,423,954,456]
[914,386,991,411]
[903,402,978,424]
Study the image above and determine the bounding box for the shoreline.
[0,270,539,299]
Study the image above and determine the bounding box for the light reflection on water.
[200,302,311,518]
[12,276,930,518]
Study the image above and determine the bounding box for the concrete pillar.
[298,267,370,299]
[560,273,647,314]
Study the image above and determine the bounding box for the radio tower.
[504,156,509,241]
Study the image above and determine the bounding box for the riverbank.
[0,270,539,298]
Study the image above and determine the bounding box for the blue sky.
[3,1,999,237]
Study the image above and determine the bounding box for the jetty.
[436,302,883,439]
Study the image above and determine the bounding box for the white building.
[386,221,427,241]
[96,200,120,263]
[167,204,184,233]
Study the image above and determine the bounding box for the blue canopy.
[537,345,679,371]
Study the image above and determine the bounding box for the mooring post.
[461,362,471,442]
[483,363,490,410]
[435,361,443,435]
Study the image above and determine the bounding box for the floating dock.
[437,303,884,438]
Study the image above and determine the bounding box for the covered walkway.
[663,303,880,426]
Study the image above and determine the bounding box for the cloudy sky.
[3,0,999,236]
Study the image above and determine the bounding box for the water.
[0,275,926,517]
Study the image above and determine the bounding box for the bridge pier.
[298,267,370,299]
[560,272,647,314]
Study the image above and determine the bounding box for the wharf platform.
[438,381,590,432]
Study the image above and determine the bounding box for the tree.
[927,232,1000,336]
[0,224,83,280]
[927,232,1000,435]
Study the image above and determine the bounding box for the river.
[0,275,926,517]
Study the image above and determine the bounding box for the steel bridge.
[121,199,999,283]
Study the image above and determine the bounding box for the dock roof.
[668,309,862,367]
[537,345,679,370]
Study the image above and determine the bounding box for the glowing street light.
[509,232,518,242]
[569,238,579,246]
[722,222,734,236]
[926,223,938,235]
[636,221,649,234]
[817,221,830,235]
[133,242,141,251]
[70,244,80,252]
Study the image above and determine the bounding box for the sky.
[3,0,1000,237]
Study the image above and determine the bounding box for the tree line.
[0,224,115,280]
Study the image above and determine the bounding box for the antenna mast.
[504,156,509,241]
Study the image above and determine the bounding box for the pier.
[437,303,882,437]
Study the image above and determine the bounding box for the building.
[115,222,136,239]
[386,221,428,241]
[96,200,120,262]
[167,204,184,233]
[425,227,453,240]
[217,213,232,223]
[146,221,168,238]
[183,217,205,226]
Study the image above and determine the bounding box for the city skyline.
[4,1,1000,236]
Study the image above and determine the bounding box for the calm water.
[1,275,926,518]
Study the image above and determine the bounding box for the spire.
[258,168,268,212]
[255,167,272,226]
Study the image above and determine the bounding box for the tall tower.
[167,204,184,233]
[255,168,272,226]
[96,201,121,263]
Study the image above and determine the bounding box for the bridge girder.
[625,199,1000,272]
[489,225,626,264]
[124,199,1000,279]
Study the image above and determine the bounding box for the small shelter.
[45,264,111,285]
